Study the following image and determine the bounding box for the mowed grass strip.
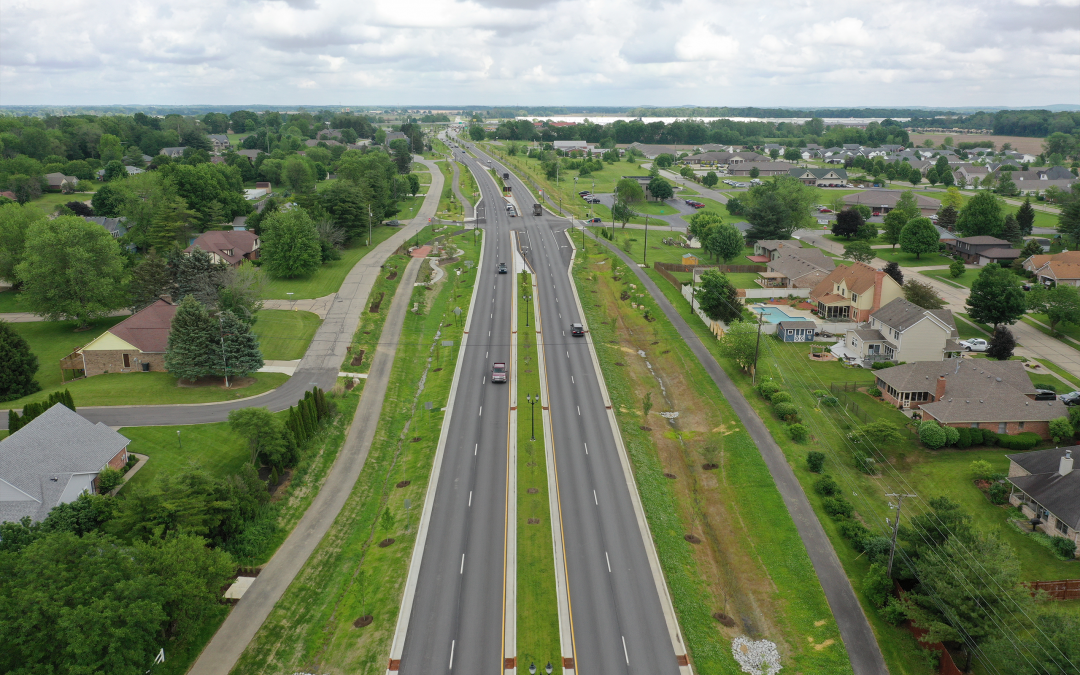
[231,231,483,673]
[252,309,321,360]
[517,272,562,674]
[574,238,851,674]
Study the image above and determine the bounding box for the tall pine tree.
[1016,197,1036,236]
[0,319,40,403]
[217,310,264,379]
[165,295,218,382]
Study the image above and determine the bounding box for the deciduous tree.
[707,223,745,264]
[832,208,863,239]
[260,208,322,279]
[647,175,673,201]
[987,326,1016,360]
[1044,284,1080,333]
[702,171,719,188]
[955,190,1005,237]
[883,261,903,286]
[904,279,946,310]
[696,270,742,323]
[718,320,759,373]
[0,202,43,286]
[842,240,875,263]
[0,319,39,402]
[966,263,1026,329]
[899,216,940,260]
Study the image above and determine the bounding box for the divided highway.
[390,145,516,673]
[476,143,690,674]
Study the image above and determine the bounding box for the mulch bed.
[410,437,422,443]
[396,480,411,488]
[713,612,736,627]
[702,463,719,470]
[369,292,385,313]
[353,615,373,628]
[378,538,395,548]
[663,472,677,479]
[386,272,398,280]
[684,534,702,544]
[350,350,365,367]
[640,425,652,431]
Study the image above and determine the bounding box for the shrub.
[1049,417,1073,443]
[871,361,895,370]
[758,380,781,399]
[837,520,871,549]
[944,426,960,447]
[823,496,854,519]
[970,428,985,445]
[1051,536,1078,559]
[820,396,839,407]
[774,402,799,422]
[770,391,793,405]
[812,389,829,398]
[814,474,840,497]
[997,432,1041,450]
[857,420,903,445]
[806,451,825,473]
[880,597,907,626]
[867,386,881,397]
[919,421,947,449]
[854,451,877,475]
[864,536,893,565]
[956,427,972,449]
[787,423,809,442]
[96,467,124,493]
[970,459,994,481]
[862,563,893,608]
[988,482,1009,505]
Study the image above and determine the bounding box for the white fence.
[742,288,811,300]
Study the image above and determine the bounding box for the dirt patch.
[907,132,1045,155]
[528,518,541,525]
[684,534,702,544]
[813,638,835,651]
[439,257,460,266]
[702,463,719,470]
[527,487,539,494]
[713,612,737,628]
[663,472,677,479]
[410,437,422,443]
[396,480,411,488]
[350,350,365,367]
[176,375,257,389]
[386,272,398,280]
[344,378,357,390]
[614,362,625,367]
[369,292,385,313]
[640,426,652,431]
[377,538,395,548]
[353,615,373,628]
[433,367,442,372]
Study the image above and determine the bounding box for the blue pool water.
[752,306,809,323]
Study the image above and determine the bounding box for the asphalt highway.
[477,143,685,674]
[396,144,514,673]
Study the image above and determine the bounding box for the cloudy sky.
[1,0,1078,108]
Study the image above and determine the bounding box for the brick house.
[810,261,904,321]
[185,230,260,267]
[0,404,130,524]
[948,236,1012,263]
[1007,447,1079,555]
[874,358,1067,436]
[841,190,939,217]
[60,299,176,378]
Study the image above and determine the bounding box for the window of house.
[1019,422,1025,430]
[999,422,1007,434]
[1056,518,1069,535]
[971,422,979,428]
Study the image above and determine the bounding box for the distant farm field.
[907,133,1045,155]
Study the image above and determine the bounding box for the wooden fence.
[1025,579,1080,600]
[653,261,767,274]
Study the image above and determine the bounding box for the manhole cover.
[527,487,539,494]
[702,463,719,470]
[684,534,702,544]
[663,472,677,479]
[528,518,541,525]
[354,615,374,628]
[713,612,736,627]
[396,480,411,488]
[378,538,395,548]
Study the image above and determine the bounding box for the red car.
[819,208,832,213]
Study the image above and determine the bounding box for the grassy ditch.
[231,229,483,674]
[343,254,410,373]
[516,271,562,674]
[572,239,852,674]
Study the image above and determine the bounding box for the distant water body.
[515,115,909,125]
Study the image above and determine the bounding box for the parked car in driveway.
[586,198,600,204]
[1060,391,1080,406]
[960,338,988,352]
[1034,389,1058,401]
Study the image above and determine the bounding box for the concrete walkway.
[261,294,335,319]
[591,231,889,675]
[187,256,425,675]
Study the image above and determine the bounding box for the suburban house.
[384,131,408,147]
[237,149,262,161]
[0,404,130,524]
[728,162,793,177]
[752,239,803,261]
[760,248,836,289]
[809,261,904,321]
[60,299,176,378]
[185,230,260,266]
[841,190,939,217]
[159,146,188,158]
[1032,261,1080,287]
[1007,447,1079,555]
[953,164,992,186]
[776,320,817,342]
[83,216,128,238]
[788,167,848,186]
[681,151,768,166]
[832,298,960,366]
[976,247,1021,267]
[947,236,1012,263]
[43,172,78,192]
[1016,179,1078,196]
[1022,250,1080,273]
[208,134,230,152]
[874,358,1067,437]
[626,143,678,159]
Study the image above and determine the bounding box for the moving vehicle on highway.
[497,262,508,274]
[491,362,507,383]
[570,323,585,336]
[533,203,542,216]
[960,338,988,352]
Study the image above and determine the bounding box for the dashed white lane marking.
[584,443,588,455]
[479,407,482,416]
[606,551,611,572]
[450,640,456,669]
[469,491,473,506]
[594,490,598,505]
[475,443,478,455]
[577,405,580,416]
[622,636,629,664]
[460,554,465,574]
[571,376,575,384]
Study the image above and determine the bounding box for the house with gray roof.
[761,248,836,290]
[834,298,960,367]
[83,216,128,238]
[159,146,188,158]
[948,235,1011,263]
[208,134,230,152]
[0,404,130,524]
[789,167,848,186]
[1008,447,1079,555]
[874,358,1066,437]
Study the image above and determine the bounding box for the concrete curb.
[504,230,520,673]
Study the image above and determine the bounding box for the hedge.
[997,432,1041,451]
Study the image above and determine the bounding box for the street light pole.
[527,394,537,441]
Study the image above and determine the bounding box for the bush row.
[918,420,1041,451]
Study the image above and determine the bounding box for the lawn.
[921,268,976,289]
[1025,313,1080,345]
[822,233,889,247]
[873,248,955,268]
[27,190,98,212]
[342,254,410,372]
[262,224,403,300]
[251,309,321,360]
[954,315,991,339]
[914,191,1060,231]
[122,422,250,489]
[1034,359,1080,390]
[8,316,127,390]
[0,289,24,313]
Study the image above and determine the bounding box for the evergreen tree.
[260,208,322,279]
[165,295,218,382]
[217,310,264,379]
[315,387,328,419]
[1015,198,1036,236]
[175,247,225,306]
[987,326,1016,360]
[8,408,21,433]
[130,252,174,312]
[1001,214,1022,245]
[883,261,904,286]
[299,398,314,438]
[936,204,958,231]
[0,319,40,403]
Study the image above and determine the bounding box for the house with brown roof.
[874,358,1067,437]
[185,230,260,267]
[947,236,1011,263]
[728,161,794,177]
[60,299,177,378]
[841,190,939,217]
[832,298,960,366]
[809,261,904,321]
[1007,447,1079,555]
[681,151,768,166]
[1022,250,1080,273]
[1023,251,1080,287]
[976,247,1021,266]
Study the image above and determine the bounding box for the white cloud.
[0,0,1076,106]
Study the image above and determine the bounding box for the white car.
[961,338,988,352]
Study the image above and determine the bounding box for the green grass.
[1025,313,1080,345]
[0,290,25,313]
[231,230,484,673]
[576,239,854,673]
[262,225,403,300]
[1034,359,1080,389]
[342,254,410,372]
[954,315,991,339]
[915,191,1060,231]
[957,312,995,334]
[517,272,562,674]
[251,309,321,360]
[8,316,126,390]
[28,190,98,212]
[122,422,250,489]
[921,268,976,288]
[822,233,889,246]
[873,248,955,268]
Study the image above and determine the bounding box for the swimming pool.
[751,306,809,323]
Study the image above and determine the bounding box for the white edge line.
[564,229,694,674]
[505,230,519,673]
[386,225,486,673]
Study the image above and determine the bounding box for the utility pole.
[218,314,230,388]
[611,186,618,239]
[367,204,373,247]
[751,312,764,385]
[886,492,918,578]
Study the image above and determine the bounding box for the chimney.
[1060,449,1074,477]
[935,376,947,401]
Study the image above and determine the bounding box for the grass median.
[252,309,321,360]
[517,271,562,674]
[231,229,483,673]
